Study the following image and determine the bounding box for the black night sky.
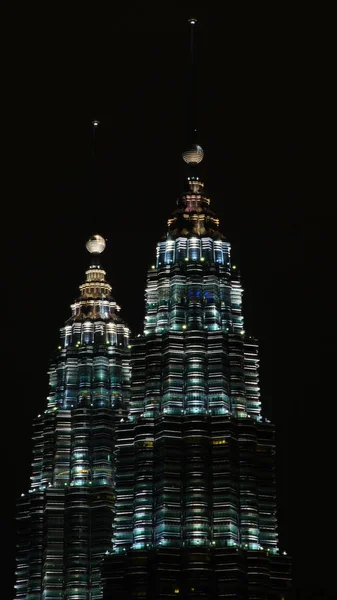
[3,5,335,599]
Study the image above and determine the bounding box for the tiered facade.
[103,177,291,599]
[15,237,131,600]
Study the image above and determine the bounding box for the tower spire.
[189,18,197,142]
[91,119,100,222]
[92,119,100,158]
[182,19,204,167]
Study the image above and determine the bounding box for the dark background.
[3,4,335,599]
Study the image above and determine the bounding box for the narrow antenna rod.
[182,19,204,167]
[92,119,100,159]
[188,18,197,143]
[91,120,100,222]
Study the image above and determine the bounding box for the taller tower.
[15,236,131,600]
[102,20,291,599]
[103,171,290,600]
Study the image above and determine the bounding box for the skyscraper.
[100,19,291,600]
[15,19,291,600]
[15,236,131,600]
[102,157,291,598]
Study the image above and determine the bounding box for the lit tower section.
[15,235,131,600]
[114,160,267,542]
[106,15,290,587]
[107,159,290,596]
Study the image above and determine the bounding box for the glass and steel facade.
[15,246,131,600]
[104,177,291,598]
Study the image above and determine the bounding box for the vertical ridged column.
[91,409,115,486]
[29,492,44,599]
[244,339,261,418]
[203,272,221,332]
[144,337,162,416]
[144,269,158,335]
[184,331,207,415]
[64,488,91,600]
[238,420,260,550]
[113,421,135,553]
[182,417,211,547]
[154,415,183,547]
[230,272,244,334]
[53,410,71,486]
[186,264,204,329]
[256,422,278,552]
[93,354,109,409]
[15,495,30,599]
[156,270,170,333]
[129,339,146,419]
[31,416,44,490]
[42,488,66,600]
[41,412,57,487]
[90,489,116,599]
[27,492,45,600]
[169,274,187,330]
[228,334,247,416]
[64,354,78,409]
[78,351,93,408]
[207,332,230,415]
[211,416,239,547]
[133,417,155,549]
[71,409,91,486]
[161,333,184,414]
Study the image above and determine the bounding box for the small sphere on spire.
[182,144,204,165]
[86,234,106,254]
[189,18,197,25]
[92,120,100,127]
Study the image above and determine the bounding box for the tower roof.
[66,235,124,325]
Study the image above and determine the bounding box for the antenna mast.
[92,119,100,159]
[188,18,197,143]
[182,19,204,167]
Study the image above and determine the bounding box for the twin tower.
[15,147,291,599]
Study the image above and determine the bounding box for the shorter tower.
[15,236,131,600]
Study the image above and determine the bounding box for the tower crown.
[68,235,122,324]
[165,177,223,240]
